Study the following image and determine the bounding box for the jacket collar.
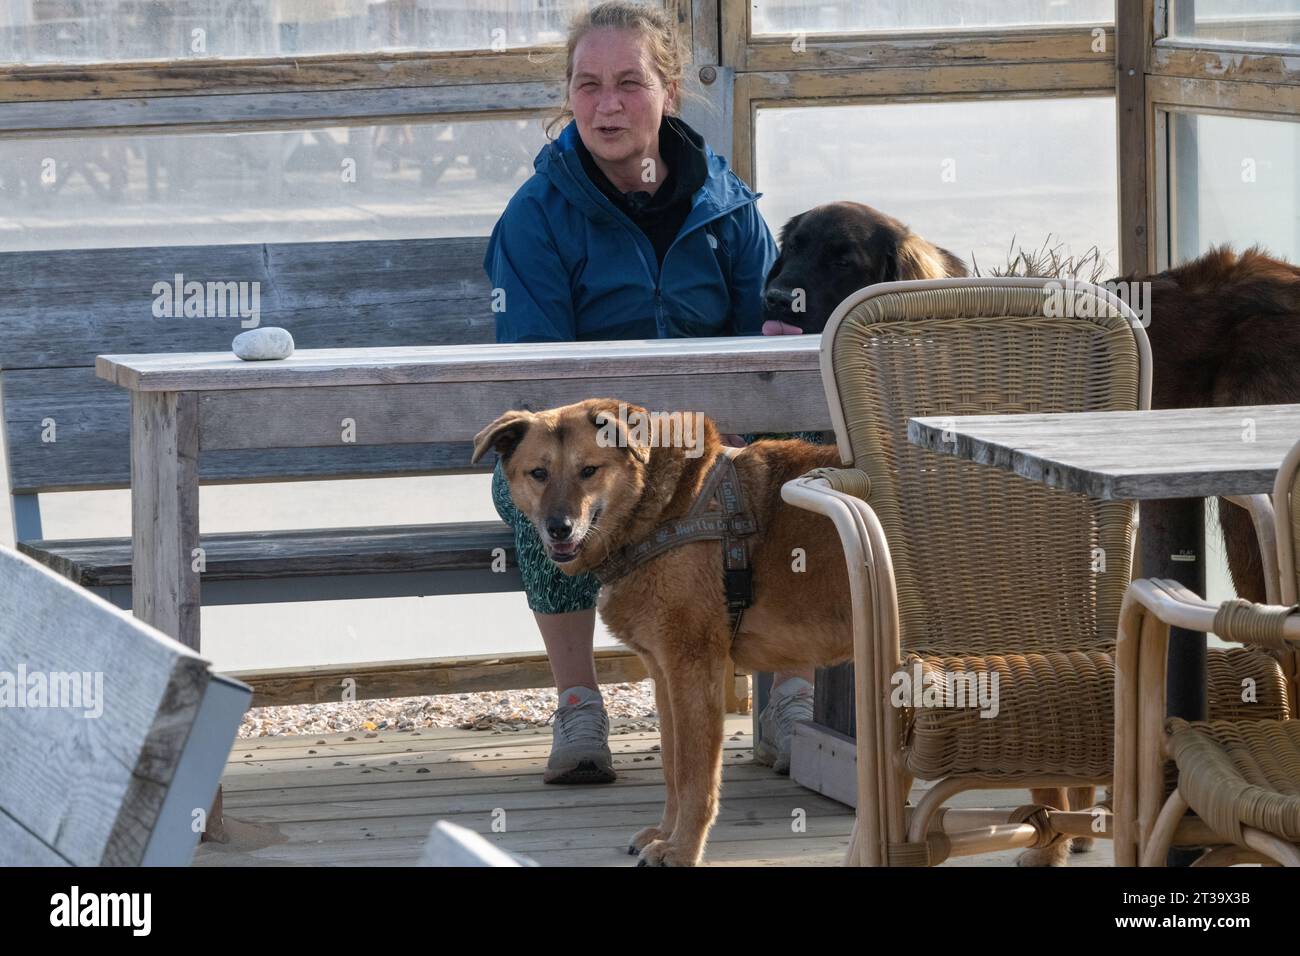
[536,117,757,230]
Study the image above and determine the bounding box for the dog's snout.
[545,515,574,541]
[764,286,796,310]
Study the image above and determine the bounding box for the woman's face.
[569,27,675,169]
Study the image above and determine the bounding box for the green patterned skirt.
[490,430,833,615]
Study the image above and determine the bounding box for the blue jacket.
[484,120,777,343]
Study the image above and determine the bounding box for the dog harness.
[590,447,757,640]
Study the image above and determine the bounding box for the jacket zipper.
[556,150,752,337]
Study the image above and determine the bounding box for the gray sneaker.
[754,678,814,774]
[543,685,616,784]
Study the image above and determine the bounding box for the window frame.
[1124,0,1300,271]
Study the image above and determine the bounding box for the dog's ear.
[894,232,954,281]
[587,399,651,465]
[776,211,805,251]
[470,410,533,464]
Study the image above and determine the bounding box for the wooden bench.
[0,236,654,703]
[0,543,249,865]
[2,239,820,710]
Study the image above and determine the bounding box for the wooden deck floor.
[193,715,1114,867]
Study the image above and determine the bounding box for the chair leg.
[1191,845,1275,867]
[843,816,863,866]
[1242,828,1300,866]
[1114,597,1144,865]
[1136,608,1170,859]
[1140,790,1189,867]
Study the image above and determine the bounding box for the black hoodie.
[573,114,709,269]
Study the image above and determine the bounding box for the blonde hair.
[544,1,692,140]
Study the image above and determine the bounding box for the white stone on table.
[232,327,294,361]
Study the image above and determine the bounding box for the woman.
[483,1,817,784]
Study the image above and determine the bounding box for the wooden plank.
[224,736,750,778]
[737,28,1115,74]
[18,521,516,588]
[1151,43,1300,87]
[227,794,847,847]
[220,750,759,792]
[234,779,824,827]
[230,728,675,764]
[1,368,485,491]
[0,544,240,865]
[1148,72,1300,116]
[0,49,566,103]
[909,404,1300,500]
[232,648,649,708]
[0,237,492,371]
[692,0,721,67]
[130,391,200,651]
[97,335,822,392]
[1117,0,1152,276]
[222,763,779,807]
[734,61,1114,104]
[193,823,854,867]
[196,372,830,450]
[234,713,750,752]
[789,721,857,808]
[0,83,559,136]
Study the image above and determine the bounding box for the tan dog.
[472,398,849,866]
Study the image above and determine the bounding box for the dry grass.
[973,234,1112,283]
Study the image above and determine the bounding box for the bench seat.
[18,520,519,604]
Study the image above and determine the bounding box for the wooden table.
[96,337,829,656]
[909,403,1300,860]
[909,401,1300,704]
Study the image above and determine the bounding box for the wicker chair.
[781,277,1289,866]
[1114,439,1300,867]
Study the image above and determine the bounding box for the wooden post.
[130,390,223,840]
[1116,0,1152,275]
[131,390,200,650]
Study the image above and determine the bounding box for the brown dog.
[472,398,848,866]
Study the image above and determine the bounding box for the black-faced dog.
[761,201,967,335]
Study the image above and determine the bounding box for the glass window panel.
[755,97,1119,279]
[752,0,1113,35]
[1168,0,1300,49]
[1169,111,1300,264]
[0,0,599,64]
[0,116,551,252]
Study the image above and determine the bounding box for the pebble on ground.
[238,679,659,738]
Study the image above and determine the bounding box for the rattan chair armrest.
[1125,578,1300,651]
[794,466,872,501]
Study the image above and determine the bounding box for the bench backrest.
[0,236,494,503]
[0,544,250,865]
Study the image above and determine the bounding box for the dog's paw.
[636,839,701,867]
[1070,836,1095,855]
[628,825,671,855]
[1016,841,1071,867]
